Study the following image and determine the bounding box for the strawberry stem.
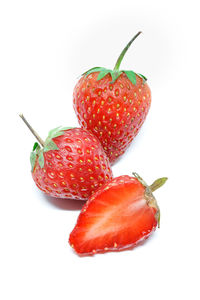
[132,172,168,193]
[132,173,167,228]
[113,31,142,71]
[150,177,168,192]
[19,113,45,147]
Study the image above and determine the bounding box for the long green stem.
[19,113,45,147]
[113,31,142,71]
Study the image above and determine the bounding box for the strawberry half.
[20,114,113,200]
[69,173,167,255]
[73,31,151,164]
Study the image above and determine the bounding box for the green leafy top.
[82,32,147,86]
[83,67,147,85]
[30,126,71,171]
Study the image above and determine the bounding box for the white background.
[0,0,200,299]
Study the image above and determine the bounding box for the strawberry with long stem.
[19,114,113,200]
[73,31,151,164]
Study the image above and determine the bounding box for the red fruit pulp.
[69,175,158,255]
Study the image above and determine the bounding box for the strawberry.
[69,173,167,255]
[19,114,113,200]
[73,31,151,164]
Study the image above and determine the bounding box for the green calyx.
[19,114,72,172]
[132,172,168,228]
[30,126,71,171]
[82,31,147,85]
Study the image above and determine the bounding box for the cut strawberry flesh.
[69,176,157,255]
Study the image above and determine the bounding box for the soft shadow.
[43,194,85,211]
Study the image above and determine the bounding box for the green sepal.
[30,126,72,171]
[97,69,112,80]
[48,126,62,138]
[82,66,147,85]
[33,142,39,151]
[30,142,41,171]
[30,151,37,172]
[83,67,124,83]
[47,126,72,140]
[110,71,122,83]
[123,70,137,85]
[43,140,59,152]
[59,126,72,131]
[83,67,105,77]
[137,73,147,82]
[150,177,168,192]
[38,152,44,168]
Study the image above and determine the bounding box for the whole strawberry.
[73,31,151,164]
[69,173,167,255]
[20,114,113,200]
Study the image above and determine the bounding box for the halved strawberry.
[69,173,167,255]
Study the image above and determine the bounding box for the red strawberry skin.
[73,72,151,164]
[32,128,113,200]
[69,175,158,255]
